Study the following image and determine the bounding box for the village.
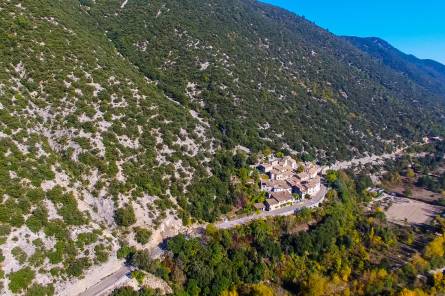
[255,155,322,211]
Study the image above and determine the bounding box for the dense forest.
[344,36,445,99]
[115,167,445,295]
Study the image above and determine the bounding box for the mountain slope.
[344,36,445,99]
[87,0,445,162]
[0,0,221,294]
[1,0,445,294]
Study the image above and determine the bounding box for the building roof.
[265,198,278,206]
[306,177,321,189]
[286,177,302,187]
[281,156,297,165]
[262,179,285,186]
[270,191,293,203]
[296,172,310,180]
[254,202,266,209]
[262,180,291,190]
[270,171,293,181]
[270,165,292,174]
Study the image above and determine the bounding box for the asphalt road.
[78,265,131,296]
[77,184,328,295]
[321,149,405,173]
[216,184,328,229]
[70,145,425,296]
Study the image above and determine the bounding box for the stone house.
[265,191,294,211]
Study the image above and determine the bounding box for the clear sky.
[260,0,445,64]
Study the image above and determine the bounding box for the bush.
[94,244,109,263]
[76,232,98,248]
[9,267,35,293]
[117,245,136,260]
[65,257,91,277]
[111,286,138,296]
[114,205,136,227]
[26,206,48,233]
[134,227,151,245]
[11,246,27,264]
[131,270,145,284]
[25,283,54,296]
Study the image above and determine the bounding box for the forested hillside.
[1,0,445,294]
[87,0,445,162]
[344,36,445,99]
[115,165,445,296]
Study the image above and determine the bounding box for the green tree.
[326,170,338,184]
[297,165,305,174]
[115,205,136,227]
[134,227,151,244]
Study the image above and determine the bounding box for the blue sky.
[260,0,445,64]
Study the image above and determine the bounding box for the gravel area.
[386,197,443,225]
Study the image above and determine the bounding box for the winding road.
[77,185,328,296]
[75,143,428,295]
[321,148,406,173]
[216,184,328,229]
[76,147,397,296]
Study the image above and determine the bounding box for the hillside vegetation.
[0,0,445,294]
[0,0,219,294]
[344,36,445,99]
[88,0,445,162]
[116,165,445,296]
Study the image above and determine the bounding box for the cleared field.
[390,183,443,203]
[385,197,444,225]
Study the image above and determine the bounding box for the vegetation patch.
[8,267,35,293]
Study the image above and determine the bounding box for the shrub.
[65,257,91,277]
[44,220,69,240]
[26,206,48,233]
[114,205,136,227]
[131,270,145,284]
[29,250,46,267]
[25,283,54,296]
[134,227,151,245]
[94,244,109,263]
[11,246,27,264]
[117,245,136,260]
[111,286,139,296]
[0,224,11,236]
[76,232,98,248]
[9,267,35,293]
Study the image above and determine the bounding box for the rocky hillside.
[0,0,217,294]
[0,0,444,294]
[88,0,445,162]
